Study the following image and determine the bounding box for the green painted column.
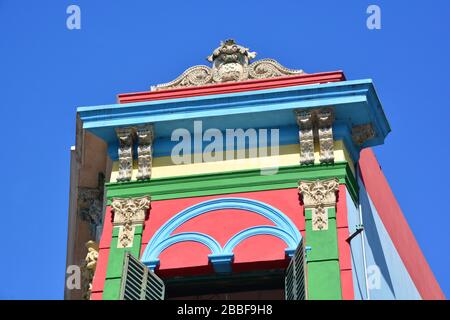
[299,178,342,300]
[102,196,151,300]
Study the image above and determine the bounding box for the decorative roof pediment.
[152,39,305,90]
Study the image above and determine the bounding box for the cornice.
[78,79,390,164]
[117,71,346,104]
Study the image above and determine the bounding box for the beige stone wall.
[65,116,109,300]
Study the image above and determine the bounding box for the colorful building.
[65,40,445,300]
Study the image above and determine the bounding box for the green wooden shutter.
[120,252,165,300]
[285,240,307,300]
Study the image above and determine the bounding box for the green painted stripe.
[305,207,342,300]
[106,162,358,204]
[305,209,339,262]
[307,260,342,300]
[102,277,122,300]
[102,226,144,300]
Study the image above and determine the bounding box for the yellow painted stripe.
[109,141,354,182]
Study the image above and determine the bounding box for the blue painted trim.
[144,232,222,260]
[223,226,298,254]
[141,198,302,273]
[208,254,234,273]
[78,79,391,165]
[78,79,374,113]
[105,123,360,162]
[285,248,296,258]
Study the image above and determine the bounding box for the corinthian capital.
[298,178,339,231]
[111,196,151,226]
[111,196,151,248]
[298,178,339,208]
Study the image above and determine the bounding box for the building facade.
[65,40,444,300]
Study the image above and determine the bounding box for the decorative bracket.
[352,123,375,146]
[78,173,105,240]
[295,110,315,165]
[115,127,135,182]
[136,124,154,181]
[294,108,335,165]
[317,109,335,163]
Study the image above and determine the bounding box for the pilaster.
[102,196,150,300]
[298,178,342,299]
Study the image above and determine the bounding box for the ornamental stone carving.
[295,110,315,165]
[352,123,375,146]
[317,109,335,163]
[294,108,335,165]
[78,173,105,240]
[136,124,154,181]
[79,188,102,224]
[298,178,339,231]
[81,240,99,300]
[111,196,151,248]
[153,39,304,90]
[116,127,134,182]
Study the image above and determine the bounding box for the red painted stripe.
[91,247,109,294]
[99,206,113,249]
[359,148,445,299]
[117,71,346,104]
[90,292,103,300]
[336,184,355,300]
[91,207,113,294]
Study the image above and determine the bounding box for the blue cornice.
[78,79,391,164]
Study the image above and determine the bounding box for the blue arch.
[141,197,302,272]
[223,226,298,254]
[143,232,222,269]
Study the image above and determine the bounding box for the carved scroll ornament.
[153,39,304,90]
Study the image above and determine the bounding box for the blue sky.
[0,0,449,299]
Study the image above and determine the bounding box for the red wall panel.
[141,188,304,276]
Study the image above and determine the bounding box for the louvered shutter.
[285,240,307,300]
[120,252,165,300]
